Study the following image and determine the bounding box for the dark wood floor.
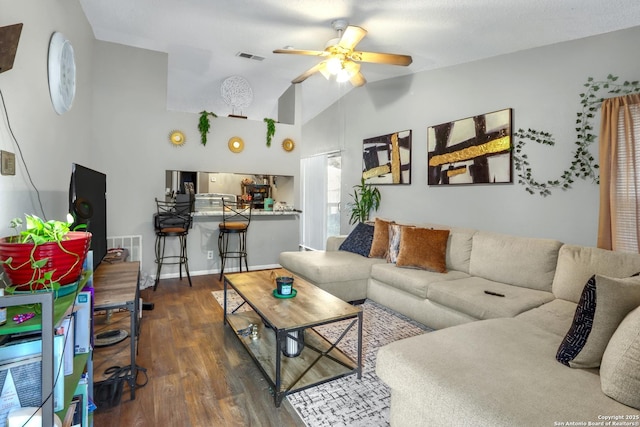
[93,273,304,427]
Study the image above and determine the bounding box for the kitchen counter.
[192,210,300,217]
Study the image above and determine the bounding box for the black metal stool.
[218,199,252,280]
[154,196,193,291]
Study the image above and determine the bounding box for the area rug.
[212,290,431,427]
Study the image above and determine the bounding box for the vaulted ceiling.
[79,0,640,124]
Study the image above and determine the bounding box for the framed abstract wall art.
[427,108,512,186]
[362,130,412,185]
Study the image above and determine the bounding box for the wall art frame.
[427,108,512,186]
[362,129,412,185]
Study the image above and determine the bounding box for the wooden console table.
[93,261,141,399]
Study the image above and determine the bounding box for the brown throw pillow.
[396,227,450,273]
[369,218,394,258]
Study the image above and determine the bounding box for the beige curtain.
[598,94,640,250]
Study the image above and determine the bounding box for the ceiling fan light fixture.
[324,37,340,49]
[326,57,342,75]
[318,63,331,80]
[336,60,360,82]
[274,21,412,87]
[336,68,350,83]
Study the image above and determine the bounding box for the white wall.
[0,0,95,230]
[302,26,640,246]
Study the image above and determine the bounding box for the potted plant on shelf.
[0,214,91,296]
[348,177,381,224]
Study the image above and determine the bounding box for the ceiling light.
[336,68,350,83]
[336,61,360,82]
[326,57,342,75]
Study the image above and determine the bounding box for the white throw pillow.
[601,306,640,409]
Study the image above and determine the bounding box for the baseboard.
[156,263,282,280]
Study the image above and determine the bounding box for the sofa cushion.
[556,274,640,368]
[552,244,640,303]
[427,277,555,320]
[326,235,347,251]
[446,229,475,274]
[278,250,385,284]
[369,217,393,258]
[377,318,640,426]
[370,263,470,299]
[396,227,449,273]
[601,306,640,410]
[516,299,577,337]
[338,222,374,257]
[469,231,562,292]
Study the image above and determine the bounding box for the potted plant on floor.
[348,177,381,224]
[0,214,91,296]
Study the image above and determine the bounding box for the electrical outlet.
[207,250,214,259]
[1,150,15,175]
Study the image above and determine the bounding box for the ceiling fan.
[273,19,412,87]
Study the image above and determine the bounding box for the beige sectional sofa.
[279,222,640,426]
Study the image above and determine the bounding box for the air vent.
[236,52,264,61]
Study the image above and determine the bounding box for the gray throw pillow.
[600,306,640,409]
[556,274,640,368]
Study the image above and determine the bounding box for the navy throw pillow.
[339,222,374,257]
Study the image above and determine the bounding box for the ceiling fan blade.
[353,51,413,66]
[350,72,367,87]
[318,62,331,80]
[291,61,326,84]
[273,49,330,57]
[338,26,367,50]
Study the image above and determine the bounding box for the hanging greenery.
[513,74,640,196]
[198,111,218,146]
[264,118,276,147]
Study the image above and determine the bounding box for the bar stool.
[154,196,193,291]
[218,199,252,280]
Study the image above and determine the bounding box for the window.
[599,94,640,252]
[300,152,341,250]
[613,102,640,251]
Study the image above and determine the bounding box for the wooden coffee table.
[223,268,362,407]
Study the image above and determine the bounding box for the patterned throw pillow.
[556,274,640,368]
[396,227,450,273]
[369,218,394,258]
[386,223,403,263]
[339,222,375,257]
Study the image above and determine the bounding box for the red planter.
[0,231,91,291]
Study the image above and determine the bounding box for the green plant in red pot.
[0,214,91,296]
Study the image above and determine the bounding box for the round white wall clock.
[48,32,76,115]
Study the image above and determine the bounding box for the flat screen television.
[69,163,107,271]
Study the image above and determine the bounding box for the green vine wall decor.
[513,74,640,196]
[198,110,218,146]
[264,118,276,147]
